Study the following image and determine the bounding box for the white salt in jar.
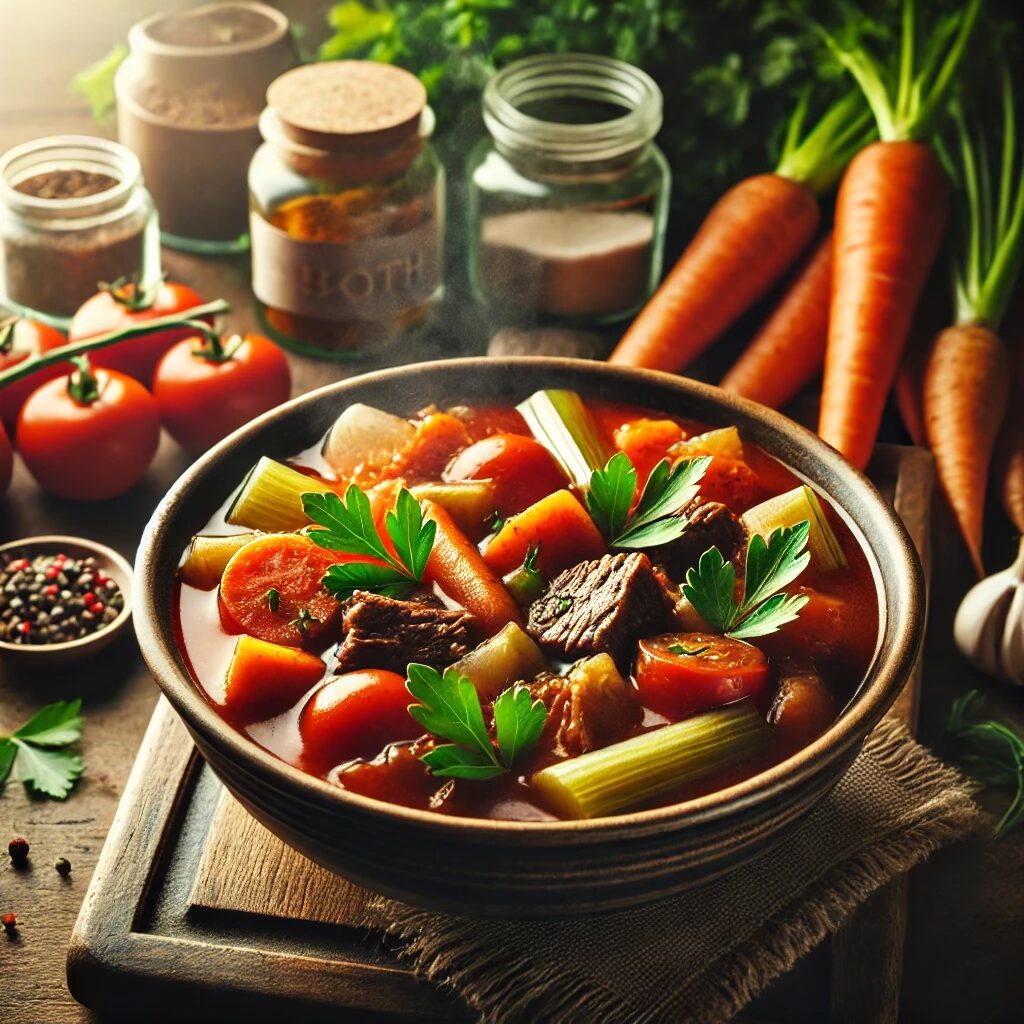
[467,53,669,325]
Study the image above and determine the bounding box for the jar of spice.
[0,136,160,326]
[467,53,669,325]
[115,1,295,253]
[248,61,445,359]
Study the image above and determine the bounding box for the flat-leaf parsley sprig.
[587,451,711,549]
[302,485,436,601]
[683,521,811,640]
[406,664,547,780]
[0,699,85,799]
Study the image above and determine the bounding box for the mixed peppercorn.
[0,552,124,645]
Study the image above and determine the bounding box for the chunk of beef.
[335,591,478,673]
[527,552,675,667]
[646,497,746,581]
[529,654,642,758]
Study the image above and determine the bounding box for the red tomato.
[0,318,67,428]
[153,333,291,452]
[445,433,568,516]
[0,420,12,496]
[16,361,160,501]
[300,670,420,769]
[635,632,770,720]
[68,281,208,386]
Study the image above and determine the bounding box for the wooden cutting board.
[67,444,933,1024]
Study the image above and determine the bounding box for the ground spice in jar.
[0,552,125,645]
[14,169,118,200]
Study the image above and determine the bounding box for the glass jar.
[249,62,445,360]
[0,136,161,327]
[468,53,669,326]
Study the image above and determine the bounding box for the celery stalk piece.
[226,457,334,533]
[516,389,615,491]
[180,532,260,590]
[410,480,497,536]
[532,702,771,819]
[453,622,548,702]
[742,485,847,570]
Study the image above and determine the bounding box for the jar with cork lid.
[467,53,670,326]
[248,61,445,359]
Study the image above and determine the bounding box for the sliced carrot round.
[219,534,343,647]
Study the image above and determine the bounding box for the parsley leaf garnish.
[303,485,436,601]
[0,699,85,799]
[948,690,1024,839]
[406,664,547,780]
[683,522,811,640]
[587,453,711,549]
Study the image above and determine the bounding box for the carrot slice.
[219,534,344,647]
[613,419,685,489]
[484,489,606,580]
[223,635,325,723]
[422,499,522,636]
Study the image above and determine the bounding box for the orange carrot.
[924,324,1010,576]
[483,489,606,580]
[223,635,325,724]
[819,141,949,468]
[422,499,522,636]
[609,174,820,372]
[720,233,833,408]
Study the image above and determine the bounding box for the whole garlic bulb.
[954,538,1024,686]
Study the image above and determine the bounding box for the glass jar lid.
[483,53,663,164]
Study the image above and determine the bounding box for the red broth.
[173,401,879,821]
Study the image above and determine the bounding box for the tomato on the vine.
[16,357,161,501]
[153,333,291,452]
[68,279,208,386]
[0,421,13,497]
[0,317,67,429]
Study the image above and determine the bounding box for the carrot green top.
[827,0,981,144]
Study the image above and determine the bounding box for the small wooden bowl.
[0,536,133,669]
[135,358,923,917]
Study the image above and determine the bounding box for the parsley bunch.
[683,522,811,640]
[407,664,547,780]
[303,486,435,600]
[0,700,84,799]
[587,452,711,549]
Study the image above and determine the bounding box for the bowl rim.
[0,534,133,656]
[134,357,923,837]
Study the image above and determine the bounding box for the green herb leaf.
[493,684,547,768]
[321,562,415,601]
[265,587,280,612]
[406,664,500,768]
[10,742,84,800]
[740,522,812,615]
[420,745,507,780]
[667,643,711,657]
[683,548,738,632]
[0,738,15,786]
[13,698,83,747]
[728,592,809,640]
[304,487,393,565]
[625,457,711,533]
[947,690,1024,839]
[586,451,636,540]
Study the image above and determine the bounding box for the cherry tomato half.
[68,280,208,386]
[0,421,13,497]
[153,333,291,452]
[635,632,770,721]
[300,670,420,769]
[0,318,67,429]
[445,433,568,517]
[16,361,160,501]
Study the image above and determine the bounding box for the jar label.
[250,213,442,321]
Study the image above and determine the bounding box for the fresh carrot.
[608,92,871,372]
[223,635,325,724]
[818,0,980,470]
[219,534,344,647]
[720,233,833,408]
[926,65,1024,569]
[484,489,606,580]
[422,499,522,636]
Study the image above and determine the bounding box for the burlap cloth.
[364,718,982,1024]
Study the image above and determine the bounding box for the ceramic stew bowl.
[134,358,923,917]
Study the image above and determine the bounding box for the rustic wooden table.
[1,4,1022,1022]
